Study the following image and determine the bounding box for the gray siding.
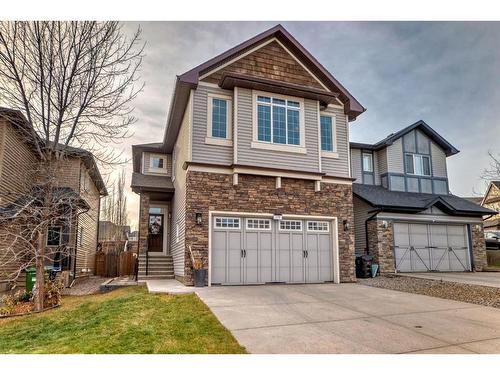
[431,141,447,178]
[236,88,320,173]
[373,151,381,185]
[353,196,373,255]
[350,148,362,182]
[143,152,172,176]
[191,85,233,165]
[170,98,191,277]
[386,138,404,174]
[377,148,388,176]
[321,106,350,178]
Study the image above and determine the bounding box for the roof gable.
[350,120,459,157]
[482,181,500,205]
[163,24,365,151]
[200,39,327,91]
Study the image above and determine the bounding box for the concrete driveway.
[196,283,500,354]
[401,272,500,288]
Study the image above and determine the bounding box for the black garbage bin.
[355,254,373,278]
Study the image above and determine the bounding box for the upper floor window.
[362,153,373,172]
[256,94,302,146]
[405,153,431,176]
[151,157,164,169]
[207,93,232,145]
[320,115,334,152]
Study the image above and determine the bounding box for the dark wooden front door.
[148,214,164,252]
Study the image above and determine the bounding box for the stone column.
[138,193,150,254]
[367,219,395,273]
[471,223,487,271]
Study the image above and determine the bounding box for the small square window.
[215,217,240,229]
[246,218,271,230]
[307,221,329,232]
[279,220,302,231]
[151,157,165,169]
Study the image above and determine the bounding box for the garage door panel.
[227,232,242,284]
[211,232,227,284]
[212,216,335,285]
[394,222,470,273]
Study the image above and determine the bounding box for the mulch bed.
[359,274,500,309]
[0,304,59,319]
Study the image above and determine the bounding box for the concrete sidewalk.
[196,283,500,354]
[145,279,195,294]
[401,272,500,288]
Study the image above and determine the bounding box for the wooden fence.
[95,251,137,277]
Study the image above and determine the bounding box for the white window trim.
[362,152,374,172]
[171,148,176,182]
[246,218,272,231]
[406,153,431,177]
[251,90,306,152]
[176,222,180,244]
[319,113,338,158]
[46,225,62,247]
[149,153,168,173]
[214,217,241,230]
[307,221,330,232]
[278,220,303,232]
[206,93,233,147]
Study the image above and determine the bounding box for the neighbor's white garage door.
[393,222,471,272]
[211,216,336,285]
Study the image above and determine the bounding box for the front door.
[148,214,164,252]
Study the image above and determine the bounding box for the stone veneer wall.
[183,171,356,285]
[367,219,395,273]
[138,194,150,254]
[471,223,487,271]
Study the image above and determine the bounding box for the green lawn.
[0,286,246,354]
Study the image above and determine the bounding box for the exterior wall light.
[343,219,349,231]
[195,213,202,225]
[381,220,389,229]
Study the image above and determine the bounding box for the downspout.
[365,209,382,255]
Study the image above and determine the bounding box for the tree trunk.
[34,231,45,311]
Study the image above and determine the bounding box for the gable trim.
[198,37,330,92]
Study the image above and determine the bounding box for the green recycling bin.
[25,267,36,293]
[25,266,54,293]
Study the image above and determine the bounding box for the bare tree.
[482,151,500,181]
[0,21,143,310]
[101,168,129,240]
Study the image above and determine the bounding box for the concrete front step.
[139,270,174,276]
[138,275,175,280]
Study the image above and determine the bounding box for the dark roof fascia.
[349,142,376,151]
[219,73,339,106]
[162,78,196,152]
[162,24,366,152]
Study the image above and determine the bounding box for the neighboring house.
[351,120,495,273]
[480,181,500,231]
[131,24,365,285]
[98,220,131,241]
[0,107,107,289]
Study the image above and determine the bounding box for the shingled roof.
[353,183,496,216]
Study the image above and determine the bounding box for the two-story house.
[478,181,500,231]
[131,25,365,285]
[351,120,494,273]
[0,107,107,290]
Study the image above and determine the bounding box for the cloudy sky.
[120,22,500,229]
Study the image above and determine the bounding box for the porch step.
[137,254,175,280]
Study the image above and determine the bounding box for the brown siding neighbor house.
[0,108,107,290]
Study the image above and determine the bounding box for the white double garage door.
[393,222,472,272]
[210,214,338,285]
